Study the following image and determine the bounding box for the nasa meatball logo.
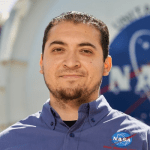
[101,15,150,125]
[112,132,134,147]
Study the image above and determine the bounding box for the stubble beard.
[43,69,102,108]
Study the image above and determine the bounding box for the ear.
[39,53,43,74]
[103,55,112,76]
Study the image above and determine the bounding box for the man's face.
[40,21,111,106]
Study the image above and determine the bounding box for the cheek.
[89,60,103,76]
[44,56,58,69]
[43,60,55,76]
[89,59,102,69]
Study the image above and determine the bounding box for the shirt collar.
[40,99,56,130]
[40,95,112,129]
[88,95,112,126]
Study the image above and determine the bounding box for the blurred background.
[0,0,150,132]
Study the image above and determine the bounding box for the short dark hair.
[42,11,109,61]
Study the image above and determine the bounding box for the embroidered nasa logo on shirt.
[111,132,136,147]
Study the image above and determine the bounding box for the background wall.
[0,0,150,131]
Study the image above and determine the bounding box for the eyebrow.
[49,40,97,50]
[49,41,67,46]
[78,42,96,50]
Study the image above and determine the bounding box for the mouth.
[60,75,82,78]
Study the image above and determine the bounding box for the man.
[0,11,150,150]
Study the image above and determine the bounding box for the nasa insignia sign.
[112,132,133,147]
[101,15,150,125]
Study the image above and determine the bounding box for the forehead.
[47,21,101,42]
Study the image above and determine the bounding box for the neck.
[50,99,79,121]
[49,92,99,121]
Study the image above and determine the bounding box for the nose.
[62,51,81,69]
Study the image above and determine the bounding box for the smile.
[61,75,82,78]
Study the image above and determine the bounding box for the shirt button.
[91,118,95,122]
[70,133,75,137]
[50,122,54,126]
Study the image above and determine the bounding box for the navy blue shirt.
[0,95,150,150]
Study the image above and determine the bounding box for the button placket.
[91,118,95,122]
[50,122,54,126]
[69,133,75,137]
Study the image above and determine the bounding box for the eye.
[81,49,93,54]
[52,48,64,52]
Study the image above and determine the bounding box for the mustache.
[42,66,86,76]
[58,69,86,76]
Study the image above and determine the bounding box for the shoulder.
[101,109,150,149]
[107,109,150,131]
[106,109,150,138]
[0,111,45,136]
[0,111,47,149]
